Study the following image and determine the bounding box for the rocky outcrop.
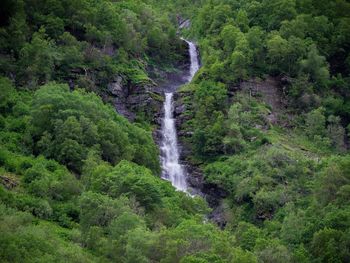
[0,174,18,190]
[106,40,189,125]
[173,76,289,226]
[177,15,191,30]
[229,77,290,126]
[106,29,228,225]
[106,74,164,124]
[174,90,229,226]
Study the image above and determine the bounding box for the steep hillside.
[174,0,350,261]
[1,0,350,262]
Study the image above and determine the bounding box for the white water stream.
[160,40,200,191]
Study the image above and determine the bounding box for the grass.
[266,125,333,160]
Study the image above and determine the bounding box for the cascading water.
[160,40,200,191]
[185,40,200,81]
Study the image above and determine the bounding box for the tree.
[252,189,281,219]
[235,10,249,33]
[280,210,306,245]
[193,111,226,157]
[0,0,28,56]
[235,222,263,251]
[230,51,249,80]
[304,107,326,138]
[109,211,145,238]
[124,228,155,263]
[0,77,17,115]
[267,34,289,71]
[246,26,266,72]
[154,219,235,262]
[30,83,160,174]
[311,228,350,263]
[316,156,350,206]
[232,248,257,263]
[97,120,133,164]
[18,27,58,87]
[266,34,304,75]
[90,160,164,211]
[79,192,130,232]
[326,115,346,152]
[300,45,330,88]
[263,0,297,30]
[57,32,84,78]
[220,24,241,54]
[223,104,246,154]
[0,205,97,262]
[257,243,292,263]
[56,138,85,173]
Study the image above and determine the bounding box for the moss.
[148,91,164,102]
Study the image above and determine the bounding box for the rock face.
[108,76,123,95]
[177,15,191,30]
[106,40,189,125]
[229,77,290,126]
[106,75,164,124]
[174,76,286,227]
[105,33,231,226]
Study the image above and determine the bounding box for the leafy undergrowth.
[176,51,349,261]
[1,0,350,262]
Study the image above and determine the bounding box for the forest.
[0,0,349,262]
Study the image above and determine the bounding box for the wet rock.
[178,19,191,29]
[208,202,228,229]
[174,103,185,116]
[108,76,123,96]
[113,99,136,121]
[107,75,163,123]
[68,79,75,91]
[152,129,163,146]
[202,183,228,206]
[185,164,203,189]
[97,38,190,187]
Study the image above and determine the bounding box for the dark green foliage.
[0,73,216,262]
[311,228,350,263]
[0,0,185,91]
[178,1,350,260]
[191,81,227,158]
[1,0,350,262]
[88,160,164,210]
[30,83,159,174]
[0,205,97,262]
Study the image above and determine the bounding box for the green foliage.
[0,77,18,115]
[30,83,159,174]
[190,81,227,158]
[0,0,185,92]
[89,160,164,210]
[300,45,330,88]
[327,115,346,152]
[305,107,327,138]
[1,0,350,262]
[311,228,350,263]
[316,156,350,206]
[0,205,97,263]
[18,27,58,87]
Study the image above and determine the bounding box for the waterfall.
[160,92,187,191]
[160,40,200,191]
[185,40,200,81]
